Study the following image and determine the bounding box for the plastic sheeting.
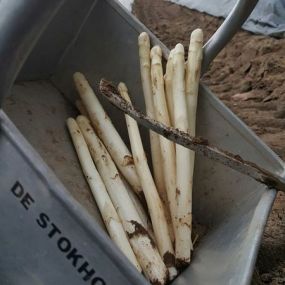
[118,0,133,11]
[169,0,285,37]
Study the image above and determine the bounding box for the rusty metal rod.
[99,79,285,193]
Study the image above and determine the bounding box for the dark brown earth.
[132,0,285,284]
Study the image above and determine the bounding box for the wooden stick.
[138,33,174,243]
[73,72,143,198]
[99,79,285,193]
[118,83,177,280]
[164,49,175,127]
[76,115,168,284]
[150,46,177,249]
[66,118,141,272]
[75,99,88,116]
[172,43,192,267]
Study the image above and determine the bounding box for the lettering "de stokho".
[11,181,106,285]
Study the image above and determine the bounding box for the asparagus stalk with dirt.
[185,29,203,234]
[118,83,177,280]
[75,95,152,234]
[76,115,167,284]
[138,33,174,243]
[186,29,203,135]
[150,46,177,248]
[66,118,141,272]
[122,177,155,241]
[73,72,143,198]
[172,43,192,267]
[75,95,153,236]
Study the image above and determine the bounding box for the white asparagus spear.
[73,72,143,198]
[186,29,203,135]
[76,94,158,239]
[138,32,165,203]
[76,115,168,284]
[118,83,177,280]
[75,97,151,232]
[172,43,192,267]
[138,32,174,243]
[75,95,151,229]
[66,118,141,272]
[75,99,88,116]
[184,29,203,259]
[164,49,175,127]
[150,46,178,248]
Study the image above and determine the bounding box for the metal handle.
[202,0,258,74]
[0,0,65,106]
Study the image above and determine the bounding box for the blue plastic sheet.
[170,0,285,37]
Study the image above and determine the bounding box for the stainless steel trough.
[0,0,284,284]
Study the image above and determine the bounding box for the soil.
[132,1,285,284]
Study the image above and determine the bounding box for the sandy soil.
[132,1,285,284]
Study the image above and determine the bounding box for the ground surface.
[132,0,285,283]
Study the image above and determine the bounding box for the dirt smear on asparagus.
[128,220,156,248]
[163,251,176,268]
[133,0,285,284]
[122,155,135,166]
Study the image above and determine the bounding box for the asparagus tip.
[174,43,184,54]
[138,32,150,44]
[118,82,128,93]
[76,114,88,122]
[66,117,75,125]
[191,28,203,42]
[73,71,85,81]
[150,45,162,59]
[118,82,131,103]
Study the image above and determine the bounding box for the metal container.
[0,0,284,284]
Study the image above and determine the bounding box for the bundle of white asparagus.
[66,29,203,285]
